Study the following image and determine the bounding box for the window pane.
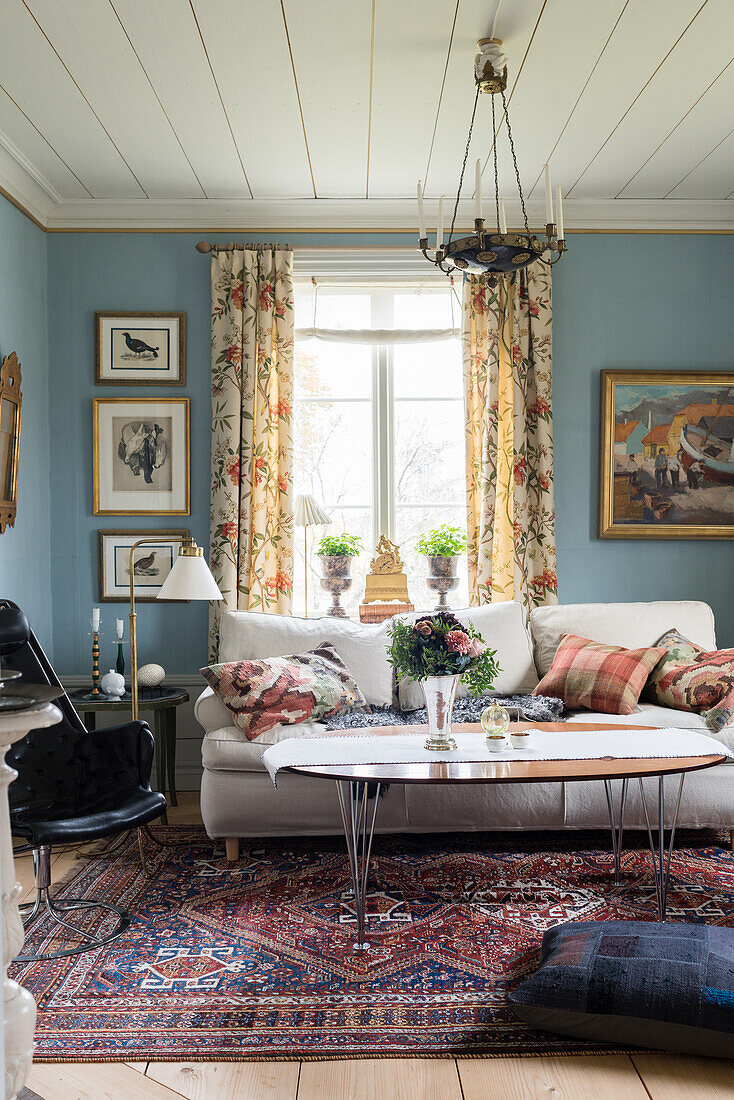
[394,399,465,504]
[293,400,372,507]
[395,504,469,611]
[393,338,463,399]
[295,340,371,400]
[292,507,372,619]
[394,289,457,329]
[295,290,371,330]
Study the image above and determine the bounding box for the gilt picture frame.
[93,397,190,516]
[98,529,190,601]
[0,352,22,534]
[599,370,734,539]
[95,311,186,385]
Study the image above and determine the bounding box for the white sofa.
[196,601,734,856]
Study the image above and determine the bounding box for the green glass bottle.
[116,641,125,677]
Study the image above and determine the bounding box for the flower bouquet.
[387,612,500,751]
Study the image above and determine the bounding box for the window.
[292,282,467,617]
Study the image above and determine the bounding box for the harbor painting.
[599,370,734,539]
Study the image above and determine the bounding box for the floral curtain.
[462,264,557,610]
[209,247,294,659]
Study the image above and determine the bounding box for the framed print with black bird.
[95,311,186,385]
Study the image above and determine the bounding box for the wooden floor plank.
[148,1061,300,1099]
[166,792,203,826]
[297,1058,462,1100]
[459,1054,648,1100]
[28,1063,184,1099]
[632,1053,734,1099]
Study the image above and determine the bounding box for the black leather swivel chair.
[0,600,167,961]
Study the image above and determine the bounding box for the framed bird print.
[93,397,190,515]
[98,529,190,601]
[95,311,186,385]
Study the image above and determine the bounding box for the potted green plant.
[415,524,467,611]
[316,533,364,618]
[387,612,499,751]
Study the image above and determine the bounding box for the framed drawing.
[98,529,190,601]
[599,370,734,539]
[0,352,22,533]
[93,397,190,515]
[95,311,185,385]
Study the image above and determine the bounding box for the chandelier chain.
[447,84,480,250]
[491,94,500,232]
[501,89,529,235]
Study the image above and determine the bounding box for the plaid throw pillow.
[532,634,665,715]
[201,642,370,741]
[645,629,734,732]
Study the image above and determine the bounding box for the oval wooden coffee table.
[286,721,728,949]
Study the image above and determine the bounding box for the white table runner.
[261,728,732,785]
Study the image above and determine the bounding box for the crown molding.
[2,179,734,233]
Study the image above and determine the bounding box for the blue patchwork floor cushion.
[509,921,734,1057]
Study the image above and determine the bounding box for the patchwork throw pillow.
[201,643,370,741]
[509,921,734,1057]
[532,634,665,715]
[645,629,734,732]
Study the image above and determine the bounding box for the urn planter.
[319,554,354,618]
[425,554,460,611]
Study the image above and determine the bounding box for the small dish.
[486,734,507,753]
[510,731,533,751]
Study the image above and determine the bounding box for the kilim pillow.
[645,629,734,732]
[201,642,370,741]
[509,920,734,1057]
[531,634,665,715]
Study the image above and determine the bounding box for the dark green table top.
[67,687,189,712]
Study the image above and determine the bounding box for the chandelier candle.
[417,180,426,239]
[475,158,482,219]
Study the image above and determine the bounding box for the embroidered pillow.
[645,629,734,732]
[532,634,665,715]
[201,643,370,741]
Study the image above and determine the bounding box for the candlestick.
[91,632,101,696]
[499,198,507,234]
[555,183,564,239]
[436,195,444,250]
[475,159,482,220]
[92,607,100,632]
[417,180,426,239]
[544,164,553,225]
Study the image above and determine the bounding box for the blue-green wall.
[0,197,52,643]
[3,213,731,673]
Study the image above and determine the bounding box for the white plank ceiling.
[0,0,732,229]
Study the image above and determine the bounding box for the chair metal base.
[14,844,131,962]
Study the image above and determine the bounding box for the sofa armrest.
[195,686,233,734]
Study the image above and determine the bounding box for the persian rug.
[11,827,734,1062]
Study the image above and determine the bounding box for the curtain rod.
[195,241,292,253]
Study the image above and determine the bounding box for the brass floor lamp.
[293,494,331,617]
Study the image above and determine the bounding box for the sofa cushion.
[397,602,539,711]
[530,601,716,679]
[532,634,665,715]
[218,610,394,707]
[202,722,326,773]
[201,643,369,741]
[645,630,734,734]
[509,920,734,1057]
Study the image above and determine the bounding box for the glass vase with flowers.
[387,612,500,751]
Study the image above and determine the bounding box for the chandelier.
[417,38,567,282]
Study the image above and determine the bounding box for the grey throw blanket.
[323,693,564,731]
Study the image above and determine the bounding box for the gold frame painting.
[98,529,190,601]
[599,370,734,539]
[0,352,22,534]
[93,396,190,516]
[95,311,186,385]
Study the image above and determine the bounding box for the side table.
[67,688,189,819]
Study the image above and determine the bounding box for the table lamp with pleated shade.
[294,493,332,617]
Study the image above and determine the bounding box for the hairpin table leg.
[336,780,381,952]
[604,778,629,885]
[638,773,685,921]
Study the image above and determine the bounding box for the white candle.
[417,180,426,239]
[555,183,564,239]
[437,195,444,250]
[475,159,482,220]
[92,608,100,632]
[116,618,124,640]
[499,198,507,234]
[544,164,554,225]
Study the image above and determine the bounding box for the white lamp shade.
[157,552,223,601]
[294,493,331,527]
